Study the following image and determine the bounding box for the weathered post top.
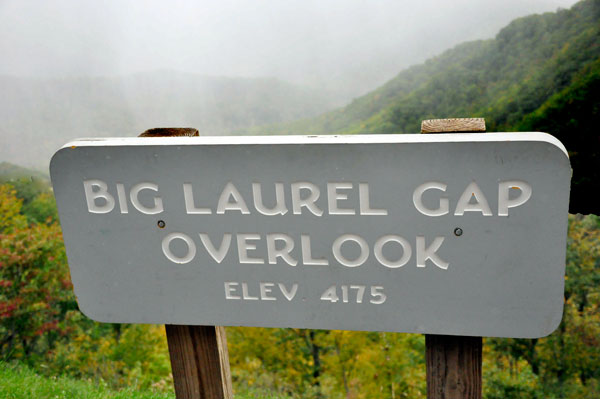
[139,127,199,137]
[421,118,486,133]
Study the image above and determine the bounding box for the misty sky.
[0,0,578,97]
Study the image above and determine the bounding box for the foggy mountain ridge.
[261,0,599,136]
[0,71,339,170]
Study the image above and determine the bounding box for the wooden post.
[421,118,484,399]
[166,325,233,399]
[139,128,233,399]
[426,335,482,399]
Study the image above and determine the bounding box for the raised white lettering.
[260,282,277,301]
[266,233,298,266]
[224,282,240,299]
[115,183,128,214]
[416,236,448,269]
[301,235,328,266]
[83,179,115,214]
[237,234,264,264]
[130,182,163,215]
[217,182,250,214]
[498,180,532,216]
[359,183,388,215]
[374,235,412,268]
[328,182,355,215]
[412,181,449,216]
[199,233,231,263]
[279,283,298,301]
[291,182,323,216]
[183,183,212,214]
[162,232,196,264]
[242,282,259,300]
[454,182,492,216]
[332,234,369,267]
[253,183,288,215]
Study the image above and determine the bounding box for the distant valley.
[0,71,338,170]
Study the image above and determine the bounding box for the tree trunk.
[308,330,322,398]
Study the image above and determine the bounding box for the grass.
[0,361,283,399]
[0,361,173,399]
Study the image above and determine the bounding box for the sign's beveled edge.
[50,132,568,157]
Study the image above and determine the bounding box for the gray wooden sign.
[50,133,571,338]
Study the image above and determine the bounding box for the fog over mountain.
[0,0,578,170]
[0,0,576,98]
[0,72,337,170]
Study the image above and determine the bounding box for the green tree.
[488,215,600,398]
[0,184,71,362]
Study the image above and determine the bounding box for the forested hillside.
[272,0,598,135]
[267,0,599,212]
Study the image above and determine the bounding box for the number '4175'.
[320,285,386,304]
